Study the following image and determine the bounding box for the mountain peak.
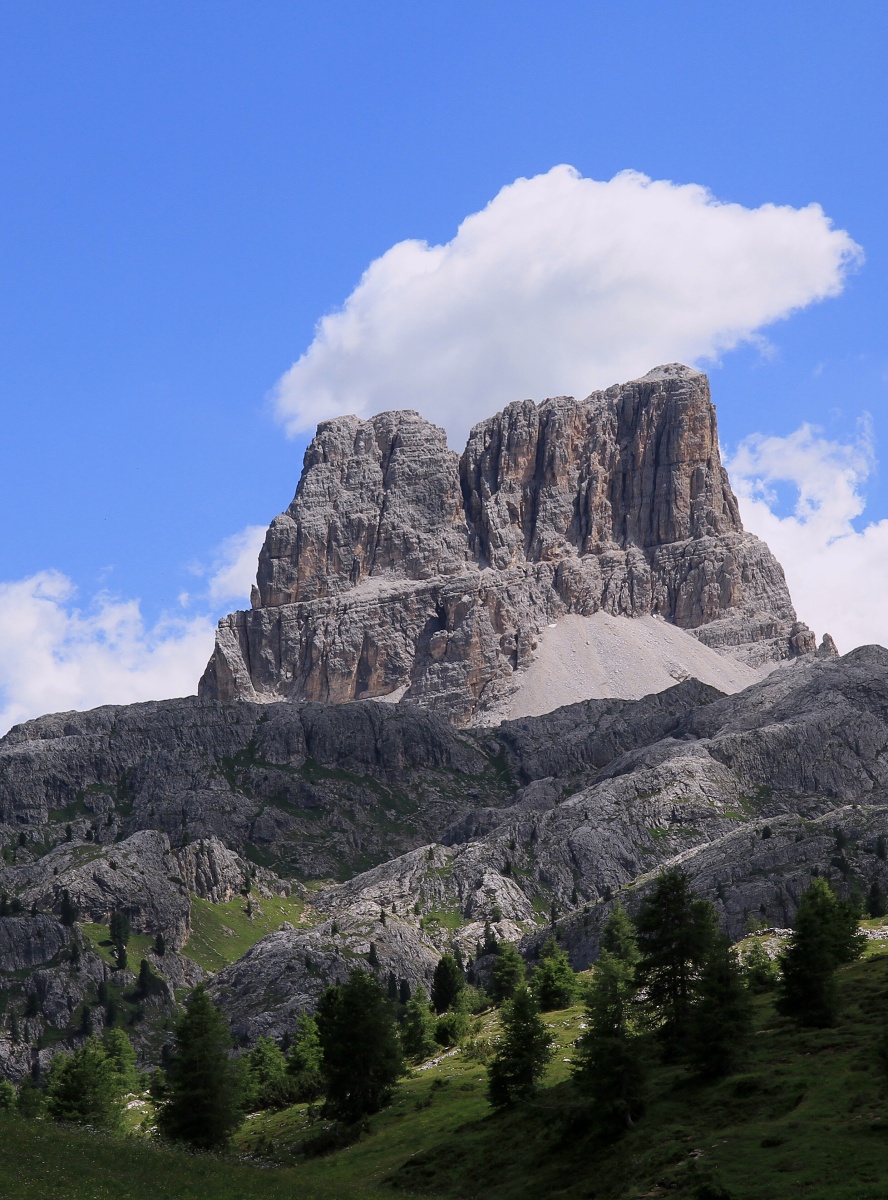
[200,366,814,723]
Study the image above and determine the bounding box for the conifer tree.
[742,941,777,992]
[434,988,471,1047]
[109,909,130,952]
[45,1038,125,1131]
[16,1078,44,1119]
[59,889,78,927]
[572,950,645,1137]
[156,984,243,1149]
[102,1027,140,1095]
[431,953,465,1014]
[109,909,130,970]
[0,1079,15,1111]
[867,880,887,919]
[531,938,577,1010]
[401,987,439,1062]
[689,935,752,1078]
[287,1012,324,1102]
[490,942,526,1004]
[137,958,160,999]
[634,869,717,1053]
[778,877,865,1027]
[316,970,404,1123]
[243,1037,293,1111]
[486,986,552,1107]
[481,920,498,956]
[600,902,640,966]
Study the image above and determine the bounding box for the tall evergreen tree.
[634,869,717,1054]
[137,958,160,999]
[600,903,640,966]
[0,1079,16,1111]
[287,1013,324,1102]
[572,950,645,1137]
[102,1027,140,1094]
[490,942,526,1004]
[486,987,552,1107]
[481,920,499,956]
[867,880,887,919]
[59,889,78,927]
[243,1037,294,1111]
[16,1078,44,1119]
[531,938,577,1010]
[434,989,471,1048]
[689,935,752,1078]
[45,1038,125,1131]
[742,941,777,992]
[316,970,404,1123]
[109,909,130,951]
[400,987,438,1063]
[431,953,465,1014]
[156,984,243,1149]
[778,877,865,1027]
[109,909,130,971]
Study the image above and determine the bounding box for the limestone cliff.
[202,363,815,723]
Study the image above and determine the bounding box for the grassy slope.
[0,1118,309,1200]
[81,923,155,969]
[242,940,888,1200]
[389,944,888,1200]
[184,894,310,972]
[3,942,888,1199]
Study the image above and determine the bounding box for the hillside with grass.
[2,928,888,1200]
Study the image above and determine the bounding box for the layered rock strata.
[200,365,815,723]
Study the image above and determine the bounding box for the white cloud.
[726,423,888,653]
[204,525,266,605]
[0,524,265,734]
[275,165,862,447]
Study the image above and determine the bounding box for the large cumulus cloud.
[275,166,861,446]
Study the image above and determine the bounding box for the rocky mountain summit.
[200,364,819,723]
[0,362,874,1071]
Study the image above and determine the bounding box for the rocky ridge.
[206,645,888,1040]
[200,365,818,723]
[0,639,884,1054]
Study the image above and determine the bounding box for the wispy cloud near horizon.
[0,524,265,734]
[727,421,888,654]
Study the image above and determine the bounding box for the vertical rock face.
[200,364,815,723]
[257,410,470,605]
[461,363,740,568]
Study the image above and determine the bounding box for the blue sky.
[0,2,886,727]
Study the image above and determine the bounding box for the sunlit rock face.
[200,364,814,723]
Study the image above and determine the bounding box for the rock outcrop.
[200,365,814,723]
[205,646,888,1038]
[0,644,886,1056]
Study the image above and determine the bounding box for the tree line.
[0,869,869,1151]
